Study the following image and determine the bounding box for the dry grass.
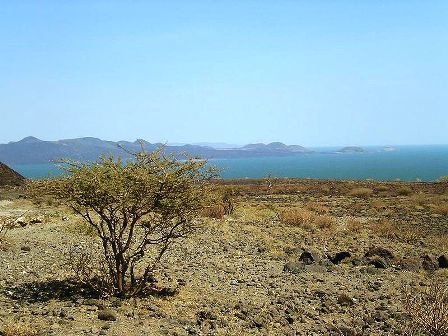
[279,207,336,232]
[401,278,448,336]
[345,217,364,233]
[1,320,42,336]
[370,219,396,239]
[432,204,448,216]
[348,187,373,198]
[305,201,329,214]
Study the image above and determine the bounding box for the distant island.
[0,137,369,165]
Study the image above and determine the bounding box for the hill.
[0,162,25,186]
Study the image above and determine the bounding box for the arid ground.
[1,179,447,335]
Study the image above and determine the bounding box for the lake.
[11,145,448,182]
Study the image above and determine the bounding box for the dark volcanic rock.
[330,252,351,265]
[299,251,316,265]
[365,247,394,260]
[438,255,448,268]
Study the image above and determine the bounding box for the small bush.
[279,208,335,232]
[346,218,363,233]
[348,187,373,198]
[305,202,329,214]
[376,185,389,192]
[401,278,448,336]
[433,204,448,216]
[371,219,396,238]
[438,176,448,183]
[397,186,413,196]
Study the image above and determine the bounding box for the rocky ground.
[0,179,447,336]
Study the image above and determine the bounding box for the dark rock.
[365,247,394,260]
[337,294,355,306]
[283,262,305,274]
[421,254,438,271]
[299,251,316,265]
[368,257,389,269]
[438,255,448,268]
[330,252,351,264]
[98,309,117,321]
[20,245,31,252]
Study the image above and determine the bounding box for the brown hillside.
[0,162,25,186]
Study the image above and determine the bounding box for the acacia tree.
[29,148,215,297]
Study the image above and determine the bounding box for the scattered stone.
[29,217,43,224]
[98,309,117,321]
[20,245,31,252]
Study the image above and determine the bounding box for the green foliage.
[28,147,216,297]
[439,176,448,182]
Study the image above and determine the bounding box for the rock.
[283,261,305,274]
[299,251,316,265]
[20,245,31,252]
[29,217,43,224]
[438,255,448,268]
[98,309,117,321]
[62,216,69,221]
[365,247,394,260]
[337,294,355,306]
[15,217,27,227]
[368,257,389,269]
[330,252,351,264]
[421,254,438,271]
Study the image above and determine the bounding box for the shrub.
[28,148,215,297]
[346,217,363,233]
[348,187,373,198]
[398,186,413,196]
[371,219,396,239]
[279,208,335,231]
[438,176,448,183]
[401,278,448,336]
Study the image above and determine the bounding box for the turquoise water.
[11,145,448,182]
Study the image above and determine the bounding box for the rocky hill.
[0,162,25,186]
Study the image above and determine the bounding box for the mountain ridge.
[0,137,314,164]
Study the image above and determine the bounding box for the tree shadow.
[3,279,99,304]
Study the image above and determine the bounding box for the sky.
[0,1,447,147]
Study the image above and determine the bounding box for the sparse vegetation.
[398,186,413,196]
[279,207,336,231]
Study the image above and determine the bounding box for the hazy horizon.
[1,1,447,146]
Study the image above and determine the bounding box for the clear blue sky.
[1,1,447,146]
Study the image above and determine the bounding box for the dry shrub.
[370,199,386,209]
[314,214,336,230]
[1,320,42,336]
[432,204,448,216]
[346,217,364,233]
[279,208,335,232]
[348,187,373,198]
[305,201,329,214]
[401,278,448,336]
[410,192,428,207]
[398,186,413,196]
[202,204,227,219]
[370,219,396,238]
[376,185,389,192]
